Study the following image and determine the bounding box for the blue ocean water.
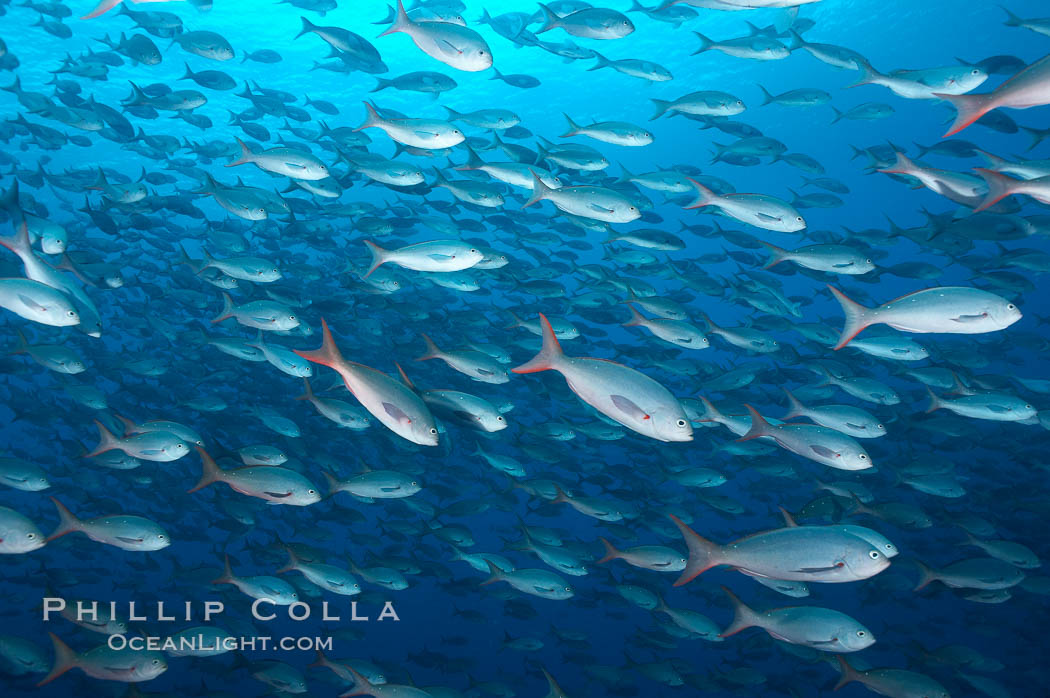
[1,0,1049,696]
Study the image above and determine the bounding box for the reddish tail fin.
[719,586,761,637]
[188,446,225,494]
[622,304,646,327]
[597,537,621,564]
[522,170,553,209]
[876,151,917,175]
[972,167,1022,212]
[415,333,443,361]
[683,178,718,209]
[294,319,347,370]
[354,101,383,133]
[226,137,254,167]
[781,388,807,420]
[211,292,235,324]
[479,560,505,587]
[295,377,315,402]
[85,419,120,458]
[912,559,938,591]
[362,240,387,278]
[759,241,790,269]
[36,633,77,686]
[376,0,411,38]
[211,554,236,586]
[511,314,565,374]
[80,0,122,20]
[45,498,82,542]
[737,405,774,442]
[936,92,997,138]
[834,656,861,691]
[669,514,723,586]
[924,386,944,414]
[828,285,874,349]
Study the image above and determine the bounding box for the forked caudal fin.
[522,171,554,209]
[362,239,388,278]
[36,633,78,687]
[718,585,762,638]
[668,514,724,586]
[85,419,121,458]
[45,497,83,542]
[511,313,565,374]
[596,537,621,564]
[683,178,719,209]
[834,656,862,691]
[935,92,998,138]
[828,285,875,350]
[972,167,1023,212]
[294,318,347,370]
[187,446,226,494]
[736,405,774,442]
[376,0,413,38]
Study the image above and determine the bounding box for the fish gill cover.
[0,0,1049,696]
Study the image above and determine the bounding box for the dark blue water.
[1,0,1049,696]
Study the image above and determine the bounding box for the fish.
[512,314,692,442]
[828,285,1022,349]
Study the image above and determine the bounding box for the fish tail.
[225,137,253,167]
[295,15,316,40]
[321,471,343,498]
[758,84,774,106]
[0,219,31,257]
[876,151,917,175]
[648,98,671,121]
[46,497,83,543]
[295,377,315,401]
[972,167,1021,212]
[696,395,723,424]
[181,62,195,80]
[211,292,235,324]
[479,560,505,587]
[454,146,484,171]
[834,656,861,691]
[718,585,760,637]
[362,239,388,278]
[828,285,874,349]
[511,313,564,374]
[415,333,443,361]
[621,304,646,327]
[188,446,225,493]
[535,3,560,34]
[276,545,300,574]
[338,666,374,698]
[596,537,621,564]
[559,112,579,138]
[10,328,28,355]
[683,178,718,209]
[80,0,122,20]
[737,405,773,442]
[912,559,938,591]
[354,101,382,132]
[669,514,723,586]
[846,58,882,89]
[588,51,611,71]
[759,241,789,269]
[377,0,411,37]
[1001,6,1022,26]
[691,31,713,55]
[36,633,78,687]
[211,554,236,585]
[778,506,799,527]
[924,386,944,414]
[370,77,391,93]
[522,170,552,209]
[935,92,997,138]
[307,649,329,668]
[85,419,120,458]
[830,106,843,124]
[781,388,807,420]
[294,318,347,370]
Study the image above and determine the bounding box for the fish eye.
[152,659,159,665]
[429,428,438,435]
[496,415,504,421]
[856,630,866,637]
[796,217,803,222]
[868,550,880,559]
[176,444,185,449]
[27,532,35,539]
[858,454,868,460]
[1007,304,1016,309]
[1026,404,1033,409]
[289,315,296,320]
[67,310,76,316]
[676,419,687,428]
[876,424,884,429]
[308,489,316,494]
[158,534,165,539]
